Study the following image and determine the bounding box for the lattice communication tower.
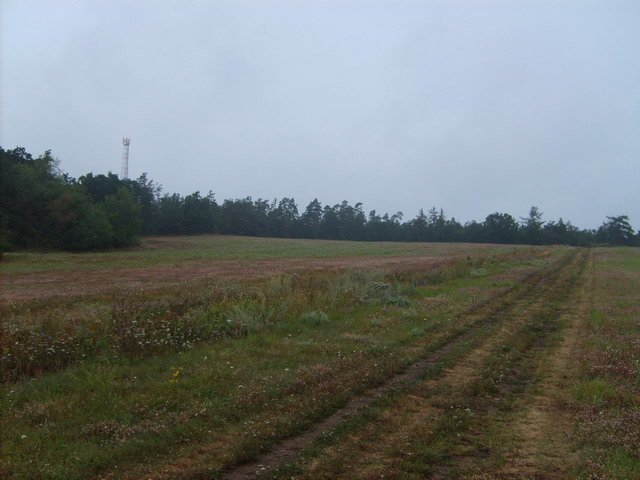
[121,137,131,179]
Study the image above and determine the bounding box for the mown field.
[1,236,638,479]
[2,235,511,303]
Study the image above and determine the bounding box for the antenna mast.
[121,137,131,179]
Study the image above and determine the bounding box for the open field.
[2,235,516,303]
[1,236,639,479]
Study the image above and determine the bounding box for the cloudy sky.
[2,0,639,228]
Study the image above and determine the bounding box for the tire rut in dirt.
[458,250,593,480]
[281,250,589,479]
[220,250,585,480]
[423,250,589,480]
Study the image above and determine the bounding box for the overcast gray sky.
[2,0,639,229]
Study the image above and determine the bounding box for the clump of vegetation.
[1,148,142,251]
[2,253,500,382]
[109,299,218,356]
[383,293,411,307]
[470,267,488,277]
[301,310,330,326]
[0,321,97,381]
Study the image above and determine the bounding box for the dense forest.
[1,146,638,251]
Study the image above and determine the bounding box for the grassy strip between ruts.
[430,249,589,479]
[1,249,562,479]
[269,249,587,479]
[460,250,593,480]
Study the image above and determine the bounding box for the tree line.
[1,146,638,252]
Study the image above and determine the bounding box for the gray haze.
[2,0,639,229]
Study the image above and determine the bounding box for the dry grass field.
[1,236,638,479]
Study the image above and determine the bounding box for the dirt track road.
[218,249,589,479]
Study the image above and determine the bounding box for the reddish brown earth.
[3,255,455,304]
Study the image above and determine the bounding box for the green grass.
[573,378,618,405]
[572,247,640,479]
[237,247,640,480]
[281,250,588,480]
[1,234,520,275]
[0,237,553,479]
[601,449,640,480]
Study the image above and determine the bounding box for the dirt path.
[218,250,585,479]
[477,250,593,479]
[289,249,588,479]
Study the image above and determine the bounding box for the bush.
[100,187,141,247]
